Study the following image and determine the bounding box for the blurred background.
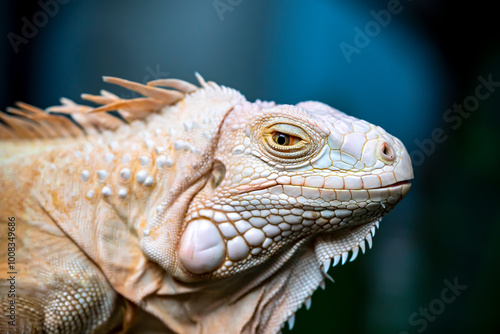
[1,0,499,333]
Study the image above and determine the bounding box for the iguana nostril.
[379,142,396,162]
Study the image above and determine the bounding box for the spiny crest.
[0,75,206,140]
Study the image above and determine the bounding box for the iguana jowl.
[0,74,413,333]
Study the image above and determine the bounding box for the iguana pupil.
[273,132,290,146]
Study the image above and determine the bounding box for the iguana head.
[21,75,411,333]
[178,99,412,279]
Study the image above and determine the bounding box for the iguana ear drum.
[210,160,225,189]
[179,219,226,274]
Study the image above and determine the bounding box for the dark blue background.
[1,1,499,333]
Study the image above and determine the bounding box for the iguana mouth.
[235,178,412,194]
[377,180,411,189]
[234,179,412,204]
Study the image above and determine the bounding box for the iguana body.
[0,75,413,333]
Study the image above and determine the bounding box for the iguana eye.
[260,123,314,162]
[252,112,324,166]
[264,124,307,152]
[272,132,301,146]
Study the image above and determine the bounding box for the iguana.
[0,74,413,333]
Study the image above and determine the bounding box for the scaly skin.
[0,75,413,333]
